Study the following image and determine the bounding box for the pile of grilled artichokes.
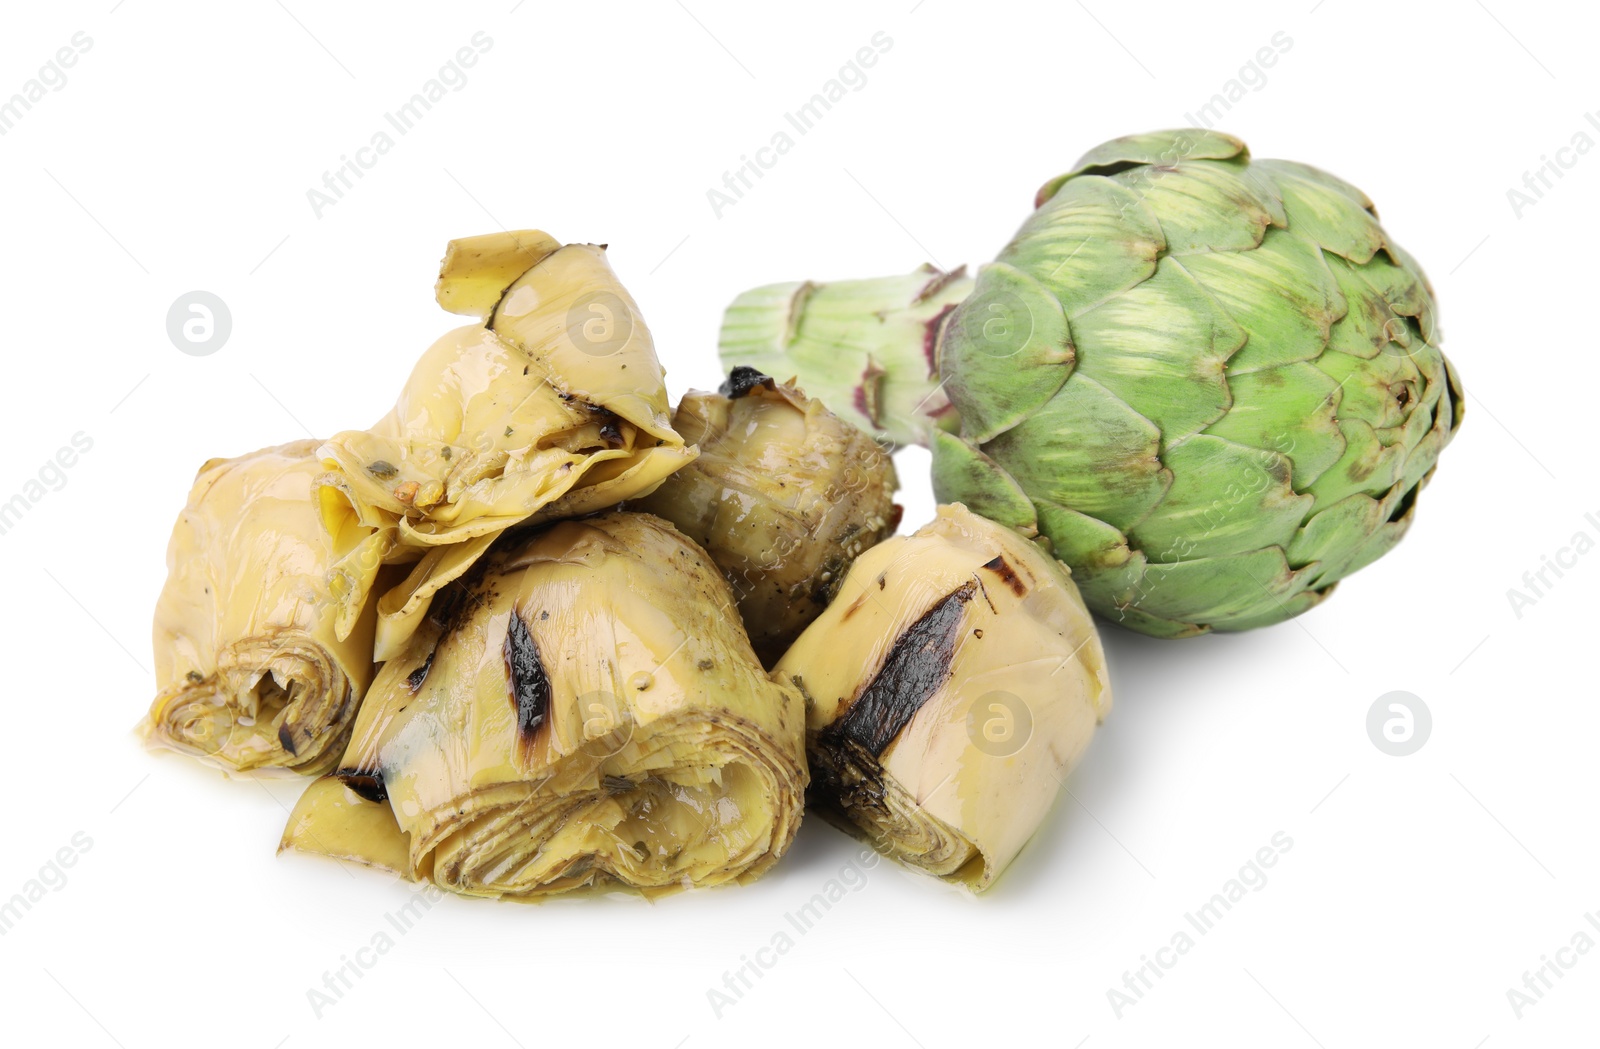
[146,228,1110,897]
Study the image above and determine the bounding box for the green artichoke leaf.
[1337,516,1414,583]
[1406,338,1449,401]
[1286,491,1386,584]
[1251,158,1375,213]
[1442,355,1466,436]
[1003,176,1163,317]
[941,262,1075,445]
[1396,413,1451,496]
[1062,553,1192,635]
[1038,128,1248,206]
[1311,348,1423,438]
[1107,159,1278,256]
[929,429,1040,536]
[1072,257,1244,442]
[1388,386,1442,458]
[1203,362,1345,489]
[1135,546,1313,625]
[1302,418,1407,512]
[1382,242,1442,345]
[982,374,1170,534]
[1179,229,1345,375]
[1292,486,1419,590]
[1323,254,1410,360]
[1254,160,1385,265]
[1033,497,1134,571]
[1095,593,1211,639]
[1129,435,1311,563]
[1333,248,1441,360]
[1207,585,1332,632]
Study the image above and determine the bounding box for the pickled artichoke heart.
[281,512,807,898]
[146,441,377,774]
[774,504,1110,891]
[636,367,899,666]
[317,231,694,660]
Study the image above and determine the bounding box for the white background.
[0,1,1594,1045]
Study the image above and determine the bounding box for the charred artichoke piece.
[637,367,898,665]
[144,441,377,774]
[316,230,695,660]
[281,512,807,898]
[774,503,1111,890]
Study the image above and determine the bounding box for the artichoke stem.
[718,266,974,447]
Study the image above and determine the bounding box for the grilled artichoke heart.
[774,503,1110,890]
[316,230,695,660]
[281,512,807,898]
[636,367,898,665]
[145,441,377,774]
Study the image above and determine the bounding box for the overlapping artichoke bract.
[721,130,1464,636]
[316,231,695,660]
[280,512,808,899]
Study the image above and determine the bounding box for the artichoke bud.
[281,512,808,898]
[636,368,900,666]
[721,131,1464,636]
[315,230,696,661]
[774,503,1111,891]
[145,441,379,774]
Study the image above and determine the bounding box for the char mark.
[503,610,551,738]
[719,365,776,399]
[980,555,1027,596]
[334,768,388,804]
[405,650,435,693]
[822,582,975,757]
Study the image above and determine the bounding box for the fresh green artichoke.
[720,129,1464,636]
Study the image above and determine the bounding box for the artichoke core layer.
[776,504,1111,890]
[809,737,976,879]
[146,442,377,774]
[281,513,807,898]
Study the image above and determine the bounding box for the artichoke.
[281,512,807,898]
[721,130,1464,636]
[635,367,899,665]
[316,230,694,659]
[145,441,377,773]
[774,503,1111,890]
